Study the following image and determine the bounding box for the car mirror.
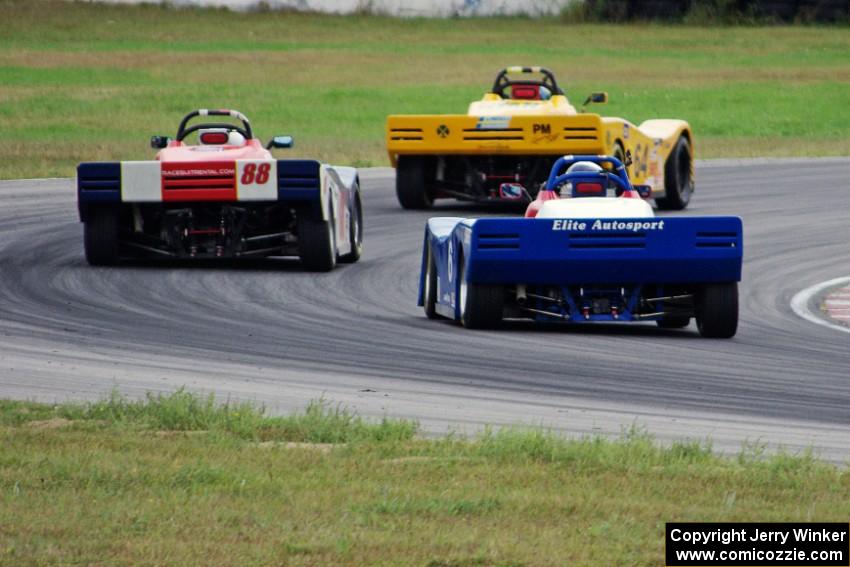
[582,92,609,107]
[150,135,171,149]
[633,184,652,198]
[267,135,294,149]
[499,183,525,200]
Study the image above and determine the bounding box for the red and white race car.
[77,109,362,271]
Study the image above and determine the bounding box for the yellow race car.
[386,67,694,210]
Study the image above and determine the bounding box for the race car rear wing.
[387,114,605,164]
[77,159,322,219]
[450,216,743,286]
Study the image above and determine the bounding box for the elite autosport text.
[551,219,666,232]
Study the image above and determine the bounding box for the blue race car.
[417,155,742,338]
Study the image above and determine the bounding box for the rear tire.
[84,206,119,266]
[396,156,433,210]
[612,142,627,174]
[656,136,693,211]
[458,255,503,329]
[423,243,438,319]
[656,316,690,329]
[298,207,337,272]
[696,282,738,338]
[339,191,362,264]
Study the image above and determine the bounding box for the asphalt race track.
[1,160,849,461]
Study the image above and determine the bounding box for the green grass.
[0,389,416,443]
[0,390,847,565]
[0,1,849,178]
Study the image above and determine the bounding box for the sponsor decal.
[632,143,648,178]
[648,143,661,187]
[160,160,240,202]
[475,116,511,130]
[552,219,665,232]
[633,143,643,175]
[436,124,450,138]
[447,240,454,283]
[532,123,551,134]
[623,123,630,140]
[649,160,659,178]
[163,168,235,177]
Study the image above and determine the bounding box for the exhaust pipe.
[516,285,527,305]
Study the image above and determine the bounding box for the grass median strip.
[0,389,847,565]
[1,1,850,178]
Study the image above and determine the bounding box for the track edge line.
[790,276,850,335]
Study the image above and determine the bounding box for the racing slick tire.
[612,142,627,174]
[656,316,691,329]
[339,191,363,264]
[84,206,119,266]
[423,243,439,319]
[656,136,693,211]
[298,208,337,272]
[396,156,433,210]
[696,282,738,338]
[458,255,503,329]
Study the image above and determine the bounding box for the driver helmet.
[557,161,603,196]
[227,131,246,146]
[539,86,552,101]
[566,161,603,174]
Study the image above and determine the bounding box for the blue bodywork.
[418,155,743,325]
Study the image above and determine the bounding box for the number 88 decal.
[241,163,271,185]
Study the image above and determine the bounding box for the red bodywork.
[524,189,559,218]
[157,138,271,162]
[155,139,273,203]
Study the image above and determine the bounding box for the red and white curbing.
[790,276,850,335]
[823,285,850,325]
